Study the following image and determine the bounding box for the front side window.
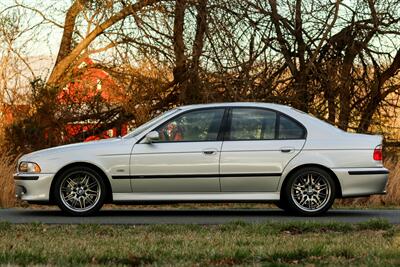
[156,108,225,142]
[124,108,179,138]
[228,108,277,140]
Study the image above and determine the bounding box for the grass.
[0,220,398,266]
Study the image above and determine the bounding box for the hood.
[21,138,123,160]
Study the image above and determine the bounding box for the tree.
[2,0,400,154]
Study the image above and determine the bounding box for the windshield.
[123,108,180,139]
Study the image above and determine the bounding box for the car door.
[220,107,306,192]
[130,108,226,192]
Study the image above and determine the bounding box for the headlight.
[18,162,41,173]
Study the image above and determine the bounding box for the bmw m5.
[14,103,388,216]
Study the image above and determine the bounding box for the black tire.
[53,166,106,216]
[283,167,336,216]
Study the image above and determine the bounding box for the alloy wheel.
[59,171,102,213]
[290,171,332,212]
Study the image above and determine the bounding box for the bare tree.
[2,0,400,153]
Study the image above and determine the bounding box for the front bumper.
[332,167,389,197]
[14,173,55,202]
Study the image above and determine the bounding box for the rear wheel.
[53,166,106,216]
[283,167,336,216]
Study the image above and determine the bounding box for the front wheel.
[283,167,336,216]
[53,166,106,216]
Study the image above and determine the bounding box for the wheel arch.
[280,164,342,199]
[49,162,113,204]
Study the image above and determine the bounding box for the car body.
[14,102,388,215]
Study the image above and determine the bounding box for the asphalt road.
[0,208,399,224]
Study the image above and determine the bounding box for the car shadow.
[15,208,380,218]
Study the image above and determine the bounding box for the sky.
[0,0,65,58]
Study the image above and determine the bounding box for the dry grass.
[0,154,399,208]
[373,158,400,205]
[0,151,15,208]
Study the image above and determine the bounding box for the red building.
[2,58,129,142]
[58,58,128,142]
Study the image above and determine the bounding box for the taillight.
[373,145,383,161]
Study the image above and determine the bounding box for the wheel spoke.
[299,195,307,205]
[80,197,86,209]
[71,198,78,208]
[85,197,94,206]
[306,174,312,185]
[64,192,75,200]
[81,175,89,186]
[87,181,98,189]
[86,188,98,194]
[318,184,327,190]
[66,179,77,188]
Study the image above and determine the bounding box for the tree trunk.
[172,0,187,85]
[183,0,207,104]
[55,0,89,65]
[48,0,157,85]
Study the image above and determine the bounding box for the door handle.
[280,147,294,153]
[203,149,217,155]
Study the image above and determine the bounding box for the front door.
[131,108,226,192]
[220,108,306,192]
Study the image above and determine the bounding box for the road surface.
[0,208,399,224]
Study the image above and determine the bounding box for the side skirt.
[112,192,280,203]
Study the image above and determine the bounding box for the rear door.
[220,107,306,192]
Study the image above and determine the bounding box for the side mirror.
[144,131,160,144]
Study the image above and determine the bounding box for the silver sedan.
[14,103,388,216]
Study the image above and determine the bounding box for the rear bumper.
[332,167,389,197]
[14,173,54,202]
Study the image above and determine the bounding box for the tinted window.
[228,108,276,140]
[156,109,225,142]
[125,109,179,138]
[279,115,305,139]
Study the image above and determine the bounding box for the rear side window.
[278,115,306,139]
[228,108,277,140]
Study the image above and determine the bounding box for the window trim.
[224,107,307,141]
[138,107,229,144]
[136,105,307,144]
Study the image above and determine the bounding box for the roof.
[174,102,346,140]
[179,102,291,111]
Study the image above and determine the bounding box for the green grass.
[0,219,399,266]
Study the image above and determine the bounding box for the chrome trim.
[112,173,282,179]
